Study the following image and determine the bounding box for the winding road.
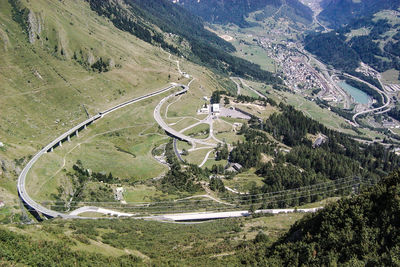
[231,77,268,99]
[17,55,323,222]
[153,86,217,148]
[159,208,322,221]
[345,73,391,124]
[18,84,179,219]
[68,206,321,221]
[173,138,184,162]
[230,77,241,95]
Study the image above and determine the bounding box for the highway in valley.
[346,73,391,124]
[18,58,322,222]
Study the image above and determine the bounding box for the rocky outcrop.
[27,11,43,44]
[0,29,10,51]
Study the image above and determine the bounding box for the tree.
[216,143,229,160]
[224,97,230,105]
[248,204,256,215]
[209,177,225,192]
[254,231,269,244]
[211,91,222,104]
[262,170,400,266]
[181,148,188,156]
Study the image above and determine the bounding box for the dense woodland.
[173,0,313,27]
[257,162,326,191]
[304,32,360,71]
[230,128,275,169]
[228,103,400,207]
[388,104,400,121]
[86,0,179,53]
[160,139,203,194]
[318,0,400,28]
[305,17,400,74]
[259,170,400,266]
[263,104,400,175]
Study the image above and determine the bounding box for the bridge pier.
[67,136,71,142]
[51,147,53,152]
[84,125,87,130]
[76,130,79,137]
[59,141,62,147]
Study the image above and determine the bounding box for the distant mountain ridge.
[319,0,400,28]
[172,0,313,27]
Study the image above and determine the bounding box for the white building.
[115,187,124,201]
[212,104,220,114]
[197,103,209,114]
[198,107,209,114]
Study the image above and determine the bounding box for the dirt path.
[198,149,214,167]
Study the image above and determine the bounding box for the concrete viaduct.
[17,81,322,222]
[17,84,178,219]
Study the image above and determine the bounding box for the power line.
[41,183,359,216]
[43,183,361,212]
[39,176,367,205]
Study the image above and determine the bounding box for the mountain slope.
[0,0,236,219]
[86,0,281,83]
[0,0,179,150]
[264,170,400,265]
[305,11,400,74]
[0,0,183,214]
[319,0,400,28]
[172,0,313,27]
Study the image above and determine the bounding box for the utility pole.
[82,104,90,119]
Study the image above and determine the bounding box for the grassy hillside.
[0,0,172,203]
[0,0,176,148]
[2,169,400,265]
[0,210,312,265]
[0,0,231,219]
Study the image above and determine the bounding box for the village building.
[212,103,220,114]
[227,163,243,172]
[197,103,209,114]
[115,187,124,201]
